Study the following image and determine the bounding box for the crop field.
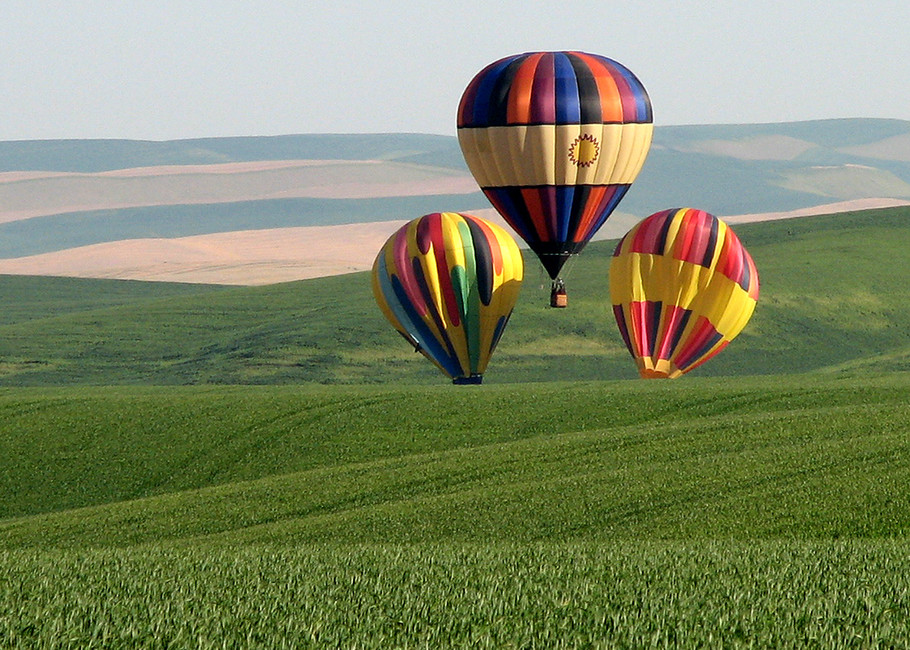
[2,373,910,646]
[3,542,909,647]
[1,207,909,646]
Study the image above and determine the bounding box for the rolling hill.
[0,207,907,386]
[2,207,909,646]
[0,119,908,284]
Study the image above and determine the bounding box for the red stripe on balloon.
[656,304,689,361]
[519,188,552,243]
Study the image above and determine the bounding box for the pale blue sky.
[3,0,909,141]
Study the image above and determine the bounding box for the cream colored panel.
[457,129,493,187]
[591,124,622,185]
[460,123,652,187]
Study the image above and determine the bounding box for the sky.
[3,0,910,141]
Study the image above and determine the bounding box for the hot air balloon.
[610,208,759,378]
[457,51,652,307]
[372,212,523,384]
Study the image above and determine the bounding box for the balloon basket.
[638,359,682,379]
[453,375,483,385]
[549,279,567,308]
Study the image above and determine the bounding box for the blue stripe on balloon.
[471,57,520,127]
[389,273,463,378]
[489,311,512,354]
[553,53,580,124]
[482,188,536,244]
[615,64,652,122]
[556,186,575,242]
[375,256,420,347]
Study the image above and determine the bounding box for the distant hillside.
[0,133,465,173]
[632,118,910,215]
[1,208,907,386]
[0,119,908,283]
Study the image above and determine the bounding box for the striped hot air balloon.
[610,208,760,378]
[372,212,523,384]
[457,51,652,305]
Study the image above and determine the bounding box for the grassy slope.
[1,374,908,546]
[1,207,908,385]
[2,209,910,646]
[0,274,227,326]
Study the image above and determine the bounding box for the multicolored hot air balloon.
[372,212,523,384]
[610,208,759,378]
[457,51,652,305]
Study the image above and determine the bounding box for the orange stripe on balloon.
[630,301,652,357]
[571,52,624,122]
[507,53,545,125]
[574,185,609,242]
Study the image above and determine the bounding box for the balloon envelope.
[457,51,653,280]
[372,212,524,383]
[610,208,759,378]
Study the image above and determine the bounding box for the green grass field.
[3,542,909,647]
[1,207,909,646]
[1,375,909,646]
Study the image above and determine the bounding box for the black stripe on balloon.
[566,53,602,123]
[701,214,719,267]
[680,330,724,371]
[487,56,527,126]
[655,210,676,255]
[482,189,535,244]
[668,308,692,359]
[566,184,591,242]
[489,311,512,354]
[500,186,544,244]
[647,301,662,357]
[739,249,752,291]
[465,217,495,306]
[612,304,635,357]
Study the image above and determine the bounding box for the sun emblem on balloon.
[568,133,600,167]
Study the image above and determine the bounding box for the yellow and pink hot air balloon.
[457,51,652,305]
[610,208,759,378]
[372,212,523,384]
